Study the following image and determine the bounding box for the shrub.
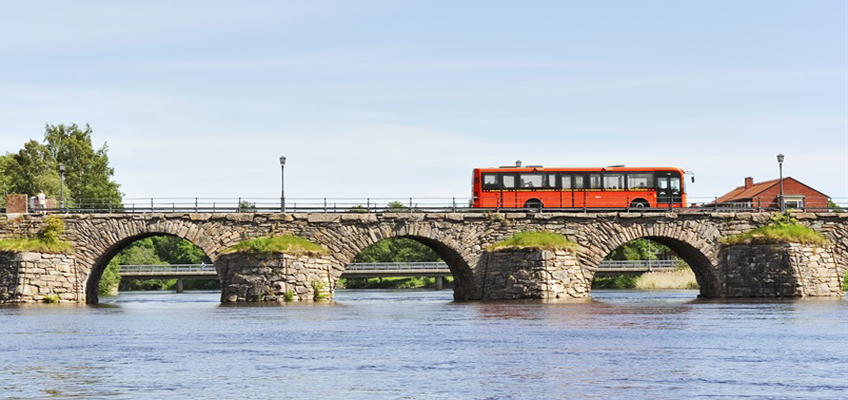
[38,215,65,243]
[42,294,61,303]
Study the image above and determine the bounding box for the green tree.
[1,124,122,209]
[354,238,441,262]
[150,236,211,264]
[605,238,671,260]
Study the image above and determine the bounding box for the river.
[1,290,846,400]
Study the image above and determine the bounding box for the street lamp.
[279,156,286,212]
[59,163,65,212]
[777,154,785,213]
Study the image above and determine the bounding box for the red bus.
[472,164,687,209]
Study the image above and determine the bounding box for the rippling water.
[1,290,846,400]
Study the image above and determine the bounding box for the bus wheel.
[524,199,543,210]
[630,199,649,208]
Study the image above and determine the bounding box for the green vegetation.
[0,123,122,209]
[488,231,576,252]
[723,213,829,246]
[340,276,452,289]
[0,215,72,253]
[101,236,214,295]
[354,238,440,263]
[591,275,638,289]
[843,274,847,291]
[312,281,329,300]
[221,235,328,255]
[592,269,698,290]
[605,238,670,261]
[283,290,295,302]
[828,200,845,212]
[0,236,72,253]
[42,294,61,303]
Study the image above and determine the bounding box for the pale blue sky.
[2,0,846,204]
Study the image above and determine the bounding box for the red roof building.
[713,177,830,211]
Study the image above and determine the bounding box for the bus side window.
[589,174,602,189]
[546,173,558,188]
[561,174,572,190]
[520,174,543,188]
[573,175,584,189]
[482,174,499,189]
[502,175,517,189]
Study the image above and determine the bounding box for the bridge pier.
[719,244,844,297]
[479,249,589,300]
[0,251,83,303]
[175,278,184,293]
[216,252,338,302]
[434,276,443,290]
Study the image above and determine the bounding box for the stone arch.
[576,220,723,297]
[312,221,479,300]
[72,217,222,304]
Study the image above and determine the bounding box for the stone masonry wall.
[721,244,843,298]
[481,249,589,300]
[217,252,336,302]
[0,211,845,303]
[0,252,82,303]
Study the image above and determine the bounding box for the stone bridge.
[1,211,846,303]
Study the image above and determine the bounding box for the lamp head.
[777,154,784,164]
[279,156,287,166]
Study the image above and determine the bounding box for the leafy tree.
[99,260,122,296]
[1,124,122,209]
[605,238,671,261]
[828,200,845,212]
[150,236,210,264]
[354,238,441,263]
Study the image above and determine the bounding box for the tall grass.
[635,269,699,290]
[221,235,327,255]
[488,232,576,251]
[723,213,828,246]
[0,237,72,253]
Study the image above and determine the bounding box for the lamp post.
[279,156,286,212]
[59,163,65,212]
[777,154,785,213]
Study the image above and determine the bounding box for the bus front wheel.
[630,199,649,208]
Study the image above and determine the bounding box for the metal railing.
[119,260,681,279]
[22,196,847,214]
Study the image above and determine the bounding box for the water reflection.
[0,290,844,400]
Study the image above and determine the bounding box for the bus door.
[572,174,587,208]
[656,173,682,207]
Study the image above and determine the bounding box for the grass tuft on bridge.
[488,231,577,252]
[0,237,72,254]
[221,235,328,255]
[723,213,829,246]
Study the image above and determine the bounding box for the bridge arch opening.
[86,233,216,304]
[590,236,720,298]
[342,236,476,300]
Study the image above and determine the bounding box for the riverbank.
[338,277,453,289]
[593,269,699,290]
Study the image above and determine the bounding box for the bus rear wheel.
[524,199,544,210]
[630,199,650,209]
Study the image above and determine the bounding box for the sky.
[1,0,846,206]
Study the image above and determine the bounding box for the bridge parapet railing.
[119,264,216,274]
[21,196,848,214]
[118,260,682,277]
